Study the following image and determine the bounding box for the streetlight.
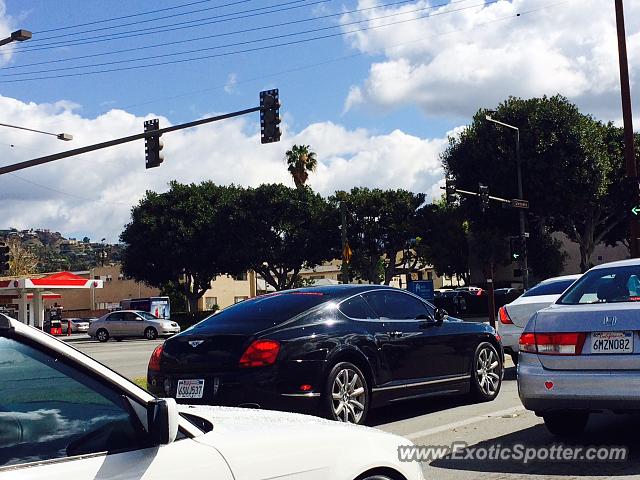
[0,122,73,141]
[485,114,529,290]
[0,29,32,47]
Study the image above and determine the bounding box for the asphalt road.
[71,337,162,379]
[75,340,640,479]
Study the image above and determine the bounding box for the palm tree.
[285,144,317,189]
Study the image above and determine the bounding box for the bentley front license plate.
[176,379,205,399]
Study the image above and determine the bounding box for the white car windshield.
[138,312,159,321]
[558,266,640,305]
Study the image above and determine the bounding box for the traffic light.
[445,176,457,203]
[144,119,164,169]
[260,89,281,144]
[479,183,489,211]
[0,243,9,274]
[509,236,524,261]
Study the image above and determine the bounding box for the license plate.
[176,379,205,399]
[591,331,634,354]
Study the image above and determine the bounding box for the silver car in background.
[88,310,180,342]
[63,318,90,333]
[518,259,640,436]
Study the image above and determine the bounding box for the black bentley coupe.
[147,285,503,424]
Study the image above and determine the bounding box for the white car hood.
[178,405,421,480]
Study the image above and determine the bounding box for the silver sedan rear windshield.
[558,266,640,304]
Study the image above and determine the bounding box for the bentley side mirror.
[434,308,448,322]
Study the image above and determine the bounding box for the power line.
[31,0,256,41]
[0,0,417,70]
[6,172,130,205]
[0,0,498,82]
[0,142,131,205]
[0,0,472,77]
[35,0,228,34]
[11,0,320,53]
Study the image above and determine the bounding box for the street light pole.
[0,122,73,141]
[614,0,639,258]
[515,129,529,290]
[486,115,529,290]
[340,201,348,284]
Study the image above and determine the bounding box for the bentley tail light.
[148,344,163,371]
[519,332,586,355]
[498,307,513,325]
[239,340,280,368]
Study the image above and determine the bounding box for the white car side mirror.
[148,397,179,445]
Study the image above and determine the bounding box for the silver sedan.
[63,318,90,333]
[87,310,181,342]
[518,259,640,436]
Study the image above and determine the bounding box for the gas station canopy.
[0,272,103,327]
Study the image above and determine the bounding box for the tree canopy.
[231,184,339,290]
[331,188,426,285]
[442,95,635,274]
[120,182,242,312]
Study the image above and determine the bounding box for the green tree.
[416,201,470,284]
[285,144,318,189]
[7,240,38,276]
[232,184,339,290]
[120,182,243,312]
[442,95,634,273]
[331,188,425,285]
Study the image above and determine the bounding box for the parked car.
[518,259,640,436]
[148,285,503,425]
[456,286,486,295]
[433,289,467,316]
[498,274,580,364]
[61,317,90,333]
[0,313,423,480]
[88,310,180,342]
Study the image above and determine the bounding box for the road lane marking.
[404,405,526,441]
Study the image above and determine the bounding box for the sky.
[0,0,638,242]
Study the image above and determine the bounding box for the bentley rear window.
[194,292,330,329]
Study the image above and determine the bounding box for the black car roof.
[279,284,394,300]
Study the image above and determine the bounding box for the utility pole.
[487,262,496,329]
[340,201,348,284]
[485,115,529,289]
[615,0,639,257]
[515,131,529,289]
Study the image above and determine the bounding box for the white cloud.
[224,73,238,94]
[0,1,16,64]
[0,96,449,242]
[341,0,640,121]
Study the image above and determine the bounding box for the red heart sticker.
[544,381,554,390]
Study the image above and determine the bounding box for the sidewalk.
[59,334,93,343]
[462,316,490,323]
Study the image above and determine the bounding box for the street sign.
[342,243,353,264]
[632,206,640,216]
[511,198,529,209]
[407,280,435,301]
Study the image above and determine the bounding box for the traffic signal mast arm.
[0,90,281,176]
[440,186,511,204]
[0,106,260,176]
